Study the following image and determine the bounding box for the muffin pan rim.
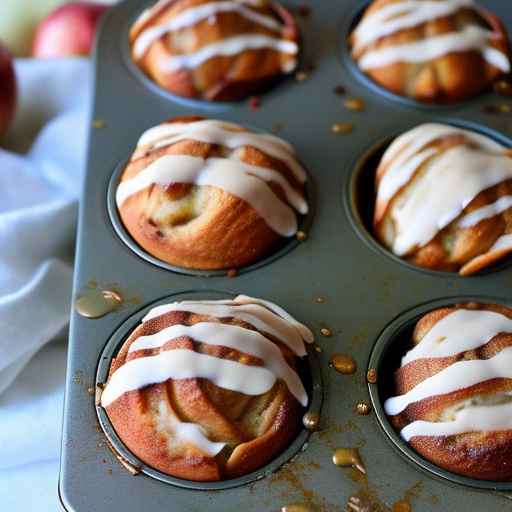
[367,294,512,493]
[94,288,324,490]
[343,117,512,278]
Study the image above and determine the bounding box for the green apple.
[0,0,70,56]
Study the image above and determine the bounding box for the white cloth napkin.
[0,58,91,511]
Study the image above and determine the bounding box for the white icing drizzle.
[176,294,314,343]
[136,120,306,184]
[384,346,512,415]
[458,195,512,228]
[378,123,503,203]
[102,295,311,455]
[388,307,512,440]
[353,0,475,52]
[490,233,512,252]
[133,1,283,60]
[101,348,276,407]
[379,147,437,202]
[377,124,512,256]
[156,401,226,456]
[117,154,303,237]
[135,0,173,27]
[128,321,307,405]
[233,294,314,343]
[402,309,512,366]
[143,298,312,356]
[119,120,308,237]
[401,399,512,441]
[391,146,512,255]
[161,35,297,73]
[359,26,509,72]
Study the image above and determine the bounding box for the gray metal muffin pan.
[59,0,512,510]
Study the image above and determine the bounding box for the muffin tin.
[59,1,512,510]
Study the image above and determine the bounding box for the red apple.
[0,43,16,137]
[32,2,109,58]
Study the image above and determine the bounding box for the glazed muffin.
[350,0,510,103]
[129,0,299,101]
[373,123,512,275]
[116,116,308,270]
[385,302,512,481]
[100,294,313,481]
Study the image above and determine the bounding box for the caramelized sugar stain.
[355,402,372,416]
[350,326,370,350]
[281,503,316,512]
[346,479,423,512]
[347,492,389,512]
[302,412,321,431]
[392,500,412,512]
[266,460,343,512]
[366,369,377,384]
[75,286,122,319]
[429,495,439,505]
[75,281,140,319]
[329,354,357,375]
[332,448,366,475]
[344,98,365,112]
[331,122,354,135]
[318,420,364,450]
[402,481,423,505]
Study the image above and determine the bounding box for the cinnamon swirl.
[101,294,313,481]
[374,123,512,275]
[116,116,309,270]
[386,302,512,481]
[129,0,299,101]
[350,0,510,102]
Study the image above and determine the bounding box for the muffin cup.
[367,295,512,493]
[120,4,303,107]
[340,0,506,110]
[108,155,315,277]
[95,289,323,490]
[344,118,512,277]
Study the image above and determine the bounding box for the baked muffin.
[350,0,510,102]
[129,0,299,101]
[116,116,309,270]
[100,294,313,481]
[385,302,512,481]
[373,123,512,275]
